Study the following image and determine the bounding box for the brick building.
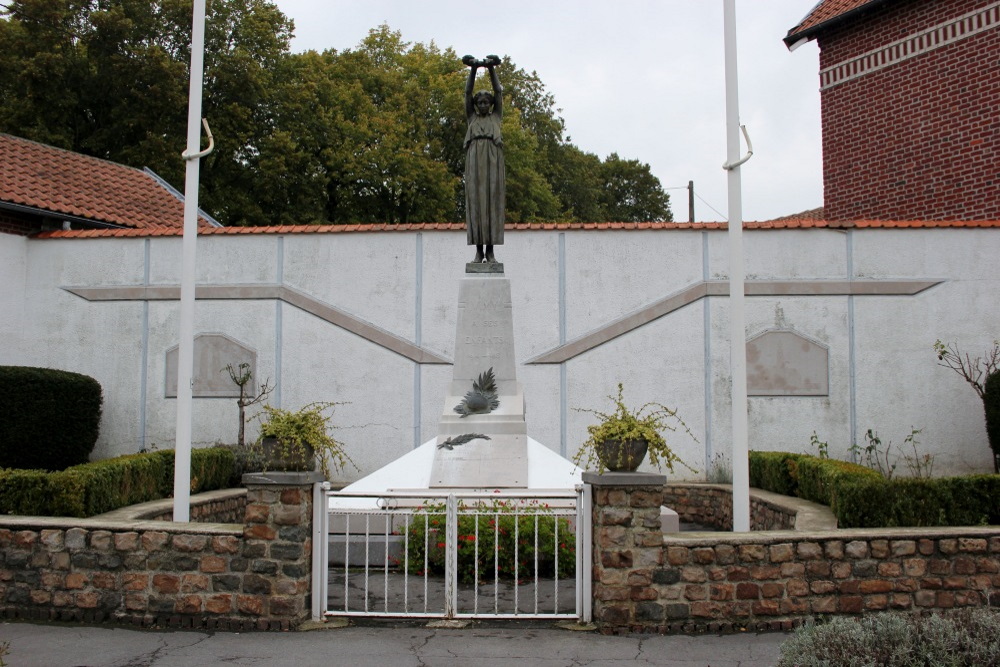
[785,0,1000,221]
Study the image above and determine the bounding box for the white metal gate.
[311,486,591,621]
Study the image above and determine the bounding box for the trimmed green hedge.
[749,451,1000,528]
[985,370,1000,472]
[0,366,103,470]
[0,447,234,518]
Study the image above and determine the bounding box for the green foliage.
[0,447,234,517]
[848,428,926,479]
[404,500,575,584]
[0,6,671,225]
[778,609,1000,667]
[748,451,1000,528]
[572,383,696,474]
[809,431,829,459]
[599,153,672,223]
[833,475,1000,528]
[795,456,881,508]
[984,370,1000,472]
[255,402,355,478]
[0,366,102,470]
[748,451,805,497]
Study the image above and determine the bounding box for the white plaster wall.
[0,234,27,366]
[564,230,703,340]
[6,226,1000,480]
[851,229,999,474]
[20,238,147,458]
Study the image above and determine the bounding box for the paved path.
[1,620,788,666]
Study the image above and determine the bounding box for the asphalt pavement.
[0,619,789,667]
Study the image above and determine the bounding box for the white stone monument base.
[430,433,528,488]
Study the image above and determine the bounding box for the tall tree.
[0,6,671,225]
[600,153,673,222]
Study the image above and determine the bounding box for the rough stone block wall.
[817,0,1000,221]
[585,472,667,631]
[591,477,1000,634]
[0,478,316,630]
[651,531,1000,634]
[662,484,797,531]
[146,493,247,524]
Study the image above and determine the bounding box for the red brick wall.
[817,0,1000,220]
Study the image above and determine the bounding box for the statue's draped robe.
[464,111,505,246]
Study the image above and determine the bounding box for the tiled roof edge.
[785,0,892,47]
[29,219,1000,239]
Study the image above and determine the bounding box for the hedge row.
[0,447,234,518]
[749,451,1000,528]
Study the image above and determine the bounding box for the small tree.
[224,363,273,448]
[934,339,1000,473]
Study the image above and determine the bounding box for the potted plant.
[572,383,697,474]
[254,401,355,477]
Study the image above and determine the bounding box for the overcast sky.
[273,1,823,222]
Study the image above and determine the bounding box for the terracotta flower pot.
[595,439,649,472]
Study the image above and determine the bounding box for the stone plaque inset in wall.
[165,334,256,398]
[746,329,829,396]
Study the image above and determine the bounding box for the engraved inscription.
[465,335,506,345]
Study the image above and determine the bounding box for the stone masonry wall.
[96,489,248,525]
[662,484,799,531]
[0,475,318,630]
[592,477,1000,634]
[584,472,667,630]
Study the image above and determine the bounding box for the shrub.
[748,451,803,497]
[0,447,235,517]
[984,370,1000,473]
[832,475,1000,528]
[794,456,881,507]
[0,366,103,470]
[405,500,575,583]
[778,609,1000,666]
[749,451,999,528]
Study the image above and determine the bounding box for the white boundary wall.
[1,226,997,483]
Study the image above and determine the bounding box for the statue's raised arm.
[463,55,478,117]
[485,55,502,117]
[462,54,506,265]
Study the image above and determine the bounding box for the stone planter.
[595,438,648,472]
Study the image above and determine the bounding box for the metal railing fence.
[312,487,591,621]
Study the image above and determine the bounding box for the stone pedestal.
[430,272,529,488]
[583,471,666,632]
[241,471,324,626]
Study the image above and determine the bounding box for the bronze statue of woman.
[462,54,505,264]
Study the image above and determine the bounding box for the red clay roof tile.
[0,133,214,230]
[28,219,1000,240]
[785,0,889,46]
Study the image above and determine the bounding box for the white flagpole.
[723,0,751,532]
[173,0,210,522]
